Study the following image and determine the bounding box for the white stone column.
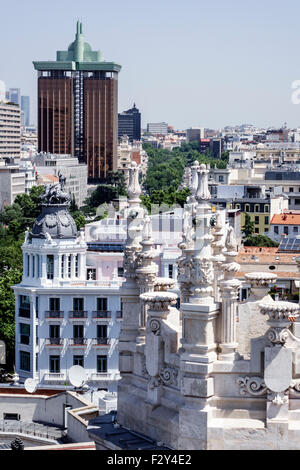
[41,254,47,280]
[64,254,68,278]
[71,254,76,279]
[219,227,241,360]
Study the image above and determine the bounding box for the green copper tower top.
[33,21,121,72]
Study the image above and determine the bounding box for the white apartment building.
[146,122,168,136]
[33,153,88,207]
[0,102,21,158]
[0,158,25,209]
[13,191,122,405]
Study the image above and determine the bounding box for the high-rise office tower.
[8,88,21,106]
[21,96,30,127]
[118,103,141,142]
[33,21,121,183]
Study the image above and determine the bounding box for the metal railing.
[92,337,109,346]
[45,311,64,319]
[69,338,87,346]
[69,311,88,319]
[0,419,63,440]
[45,338,64,346]
[92,311,111,319]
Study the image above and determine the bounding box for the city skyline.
[1,0,300,129]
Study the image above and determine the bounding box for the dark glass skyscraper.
[118,103,141,142]
[33,22,121,183]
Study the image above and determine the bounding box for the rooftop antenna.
[24,378,38,394]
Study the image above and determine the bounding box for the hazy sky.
[2,0,300,129]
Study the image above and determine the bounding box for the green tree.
[244,235,279,247]
[241,213,255,239]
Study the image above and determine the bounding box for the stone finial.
[189,160,200,202]
[142,216,152,241]
[140,291,178,311]
[196,164,211,202]
[128,161,141,201]
[259,301,300,321]
[154,277,176,292]
[245,272,277,288]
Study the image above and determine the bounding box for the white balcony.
[43,373,66,382]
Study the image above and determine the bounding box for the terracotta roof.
[37,174,59,183]
[271,213,300,225]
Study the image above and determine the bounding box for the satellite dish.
[69,365,86,388]
[24,378,37,394]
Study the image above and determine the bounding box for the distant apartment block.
[8,88,21,106]
[0,102,21,158]
[0,158,25,209]
[147,122,168,136]
[186,127,204,143]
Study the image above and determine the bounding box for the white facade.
[13,211,122,406]
[0,159,25,209]
[147,122,168,136]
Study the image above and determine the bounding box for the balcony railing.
[45,338,64,346]
[92,311,111,319]
[90,372,110,381]
[43,373,66,381]
[69,311,88,319]
[19,307,30,318]
[92,337,109,346]
[69,338,87,346]
[45,310,64,319]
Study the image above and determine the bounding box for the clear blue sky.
[1,0,300,129]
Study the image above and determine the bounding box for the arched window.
[264,205,269,213]
[245,204,250,212]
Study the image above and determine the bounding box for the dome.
[31,204,77,239]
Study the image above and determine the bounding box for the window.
[75,254,79,278]
[49,298,60,311]
[97,325,108,339]
[49,356,60,373]
[265,216,269,225]
[290,187,294,193]
[255,216,259,224]
[20,323,30,345]
[26,254,30,277]
[284,226,289,235]
[32,255,35,278]
[73,324,84,339]
[254,227,259,233]
[47,255,54,280]
[118,267,124,277]
[294,226,299,233]
[49,324,60,339]
[20,351,30,372]
[68,255,71,277]
[97,355,107,373]
[61,255,65,278]
[86,268,96,280]
[19,295,30,318]
[274,226,279,234]
[73,355,84,367]
[168,264,174,279]
[218,175,224,182]
[264,205,269,212]
[97,298,107,311]
[73,298,84,311]
[255,205,260,213]
[36,297,39,318]
[245,205,250,212]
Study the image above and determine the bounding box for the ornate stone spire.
[189,164,214,304]
[188,160,199,203]
[127,161,142,208]
[218,225,241,360]
[211,210,226,302]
